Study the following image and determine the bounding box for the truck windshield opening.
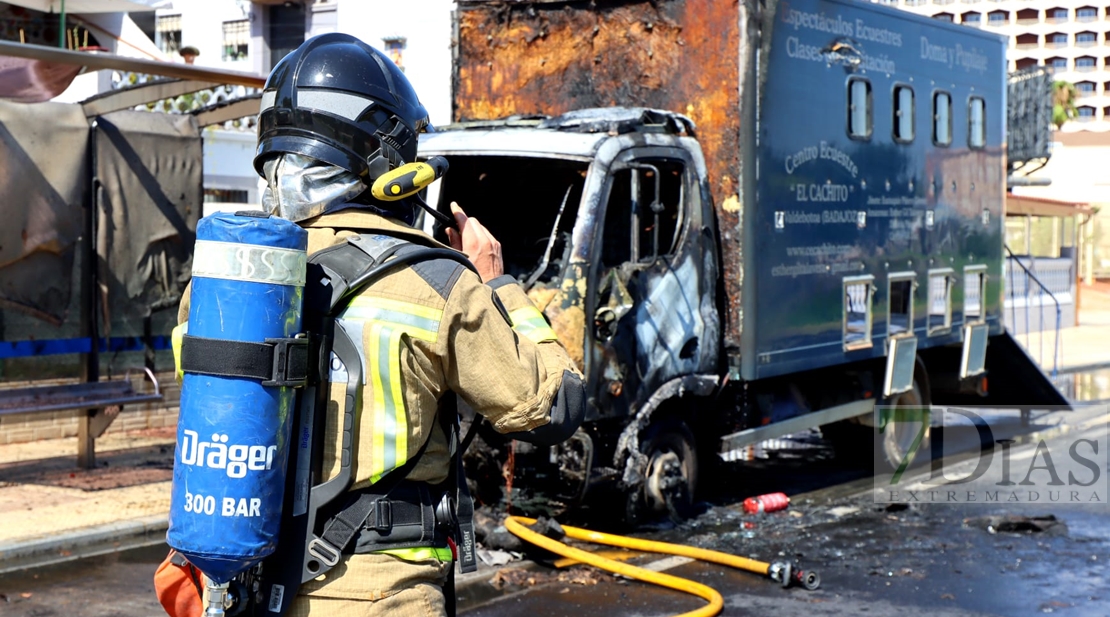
[433,155,588,284]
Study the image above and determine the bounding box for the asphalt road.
[0,544,167,617]
[1,404,1106,617]
[463,407,1110,616]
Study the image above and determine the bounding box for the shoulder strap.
[308,234,476,315]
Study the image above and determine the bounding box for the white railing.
[1005,256,1074,303]
[1005,252,1070,376]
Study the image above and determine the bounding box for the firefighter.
[177,33,585,616]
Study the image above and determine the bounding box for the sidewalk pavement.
[1054,284,1110,372]
[0,427,519,600]
[1,287,1108,579]
[0,429,175,573]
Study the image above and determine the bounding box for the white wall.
[1013,135,1110,276]
[1013,144,1110,205]
[158,0,252,71]
[203,129,261,203]
[334,0,456,127]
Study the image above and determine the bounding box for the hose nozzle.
[769,561,821,590]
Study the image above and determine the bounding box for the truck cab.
[421,109,720,515]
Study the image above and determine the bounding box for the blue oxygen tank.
[168,212,308,583]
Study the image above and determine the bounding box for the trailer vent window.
[848,78,872,140]
[933,91,952,146]
[888,275,915,336]
[844,276,874,350]
[927,270,954,334]
[968,96,986,149]
[964,267,986,323]
[893,85,915,142]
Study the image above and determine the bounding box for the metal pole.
[0,40,267,88]
[58,0,66,49]
[78,118,100,469]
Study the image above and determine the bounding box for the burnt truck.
[420,0,1066,517]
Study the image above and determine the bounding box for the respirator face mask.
[261,153,365,223]
[261,152,455,229]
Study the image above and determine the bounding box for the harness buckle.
[308,537,342,568]
[370,499,392,531]
[262,334,311,388]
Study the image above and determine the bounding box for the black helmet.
[254,33,430,183]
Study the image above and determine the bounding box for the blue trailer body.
[745,0,1007,380]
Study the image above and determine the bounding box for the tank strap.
[179,334,311,387]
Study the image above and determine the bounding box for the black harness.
[189,231,479,616]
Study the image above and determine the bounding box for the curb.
[455,558,543,611]
[0,512,537,611]
[0,515,168,575]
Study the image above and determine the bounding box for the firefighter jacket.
[177,209,585,490]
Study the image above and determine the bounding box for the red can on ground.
[743,492,790,514]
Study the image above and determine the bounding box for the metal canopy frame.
[193,93,262,127]
[81,78,221,116]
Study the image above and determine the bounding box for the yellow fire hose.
[504,516,820,617]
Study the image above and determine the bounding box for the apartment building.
[892,0,1110,131]
[149,0,453,124]
[145,0,454,210]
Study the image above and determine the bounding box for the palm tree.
[1053,80,1078,129]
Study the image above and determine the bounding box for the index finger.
[450,201,469,230]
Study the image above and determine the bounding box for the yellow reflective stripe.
[368,322,388,482]
[344,297,443,342]
[508,306,558,343]
[388,327,407,471]
[367,323,410,484]
[346,297,444,483]
[377,546,454,562]
[171,322,187,382]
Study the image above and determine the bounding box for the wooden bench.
[0,367,163,468]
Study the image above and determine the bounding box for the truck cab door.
[586,150,719,419]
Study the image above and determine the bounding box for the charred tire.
[632,418,698,521]
[880,378,931,472]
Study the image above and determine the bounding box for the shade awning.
[3,0,172,13]
[0,55,83,102]
[1006,194,1094,218]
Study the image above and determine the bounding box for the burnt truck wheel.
[631,418,698,522]
[822,420,872,466]
[880,378,931,472]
